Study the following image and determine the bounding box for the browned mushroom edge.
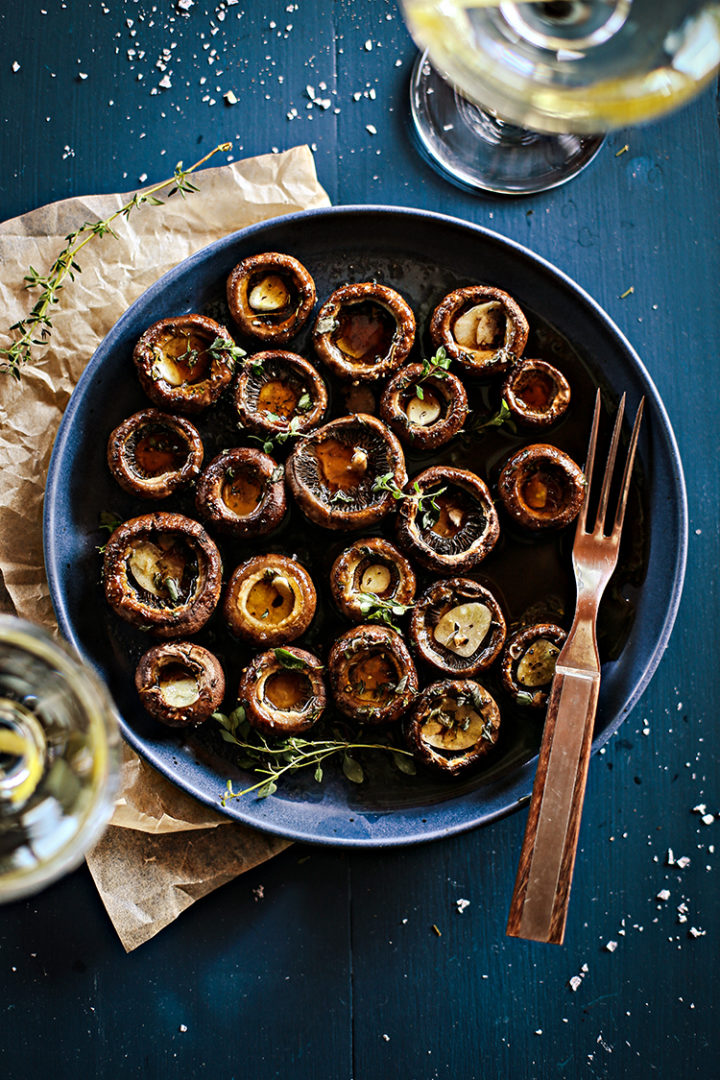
[107,408,204,499]
[328,624,418,725]
[135,641,225,727]
[396,466,500,574]
[226,252,316,345]
[429,286,529,378]
[500,623,567,708]
[285,414,407,530]
[330,537,417,622]
[222,553,317,647]
[409,578,506,677]
[312,282,416,382]
[497,443,585,530]
[238,647,326,737]
[133,314,238,414]
[405,679,501,775]
[195,448,286,538]
[234,350,328,437]
[502,359,571,430]
[379,362,468,450]
[103,512,223,638]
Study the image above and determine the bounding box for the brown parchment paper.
[0,146,328,950]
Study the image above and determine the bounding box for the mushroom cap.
[222,553,317,647]
[409,578,507,677]
[330,537,416,622]
[498,443,585,530]
[406,679,501,775]
[312,281,416,382]
[239,647,326,737]
[135,641,225,727]
[379,362,468,450]
[107,408,204,499]
[500,622,567,707]
[133,314,237,414]
[429,285,529,377]
[226,251,316,345]
[195,447,287,538]
[502,359,571,430]
[234,350,328,437]
[328,624,418,725]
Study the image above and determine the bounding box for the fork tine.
[577,389,602,532]
[613,396,645,534]
[593,392,626,534]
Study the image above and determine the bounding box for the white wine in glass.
[400,0,720,193]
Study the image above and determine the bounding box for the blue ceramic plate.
[44,207,687,847]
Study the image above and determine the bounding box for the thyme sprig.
[471,399,517,435]
[248,414,309,455]
[355,591,414,633]
[213,705,416,800]
[371,473,447,530]
[1,142,232,379]
[414,345,451,400]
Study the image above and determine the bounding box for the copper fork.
[506,389,645,945]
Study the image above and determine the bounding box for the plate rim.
[44,204,688,847]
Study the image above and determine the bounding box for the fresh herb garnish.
[414,345,451,398]
[296,391,313,412]
[371,473,446,531]
[471,398,517,435]
[355,591,414,633]
[273,647,312,671]
[249,414,307,456]
[330,490,355,505]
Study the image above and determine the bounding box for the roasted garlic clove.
[223,553,316,647]
[107,408,204,499]
[330,537,416,622]
[312,282,415,382]
[396,466,500,574]
[409,578,506,677]
[195,447,286,538]
[500,623,567,708]
[239,647,326,737]
[103,513,223,638]
[498,443,585,530]
[234,350,328,438]
[285,414,407,530]
[430,286,528,377]
[502,359,571,429]
[379,362,468,450]
[135,641,225,727]
[328,624,418,725]
[133,314,237,414]
[226,252,316,345]
[406,679,501,775]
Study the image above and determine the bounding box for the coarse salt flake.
[456,898,470,914]
[224,90,238,105]
[366,124,377,135]
[605,940,618,952]
[656,889,671,901]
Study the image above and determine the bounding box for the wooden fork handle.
[506,665,600,945]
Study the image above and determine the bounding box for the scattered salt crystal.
[456,898,470,914]
[693,804,707,814]
[177,0,194,10]
[12,61,20,72]
[656,889,671,901]
[535,1029,543,1036]
[364,39,373,51]
[677,856,691,869]
[569,976,583,992]
[224,90,238,105]
[689,927,706,938]
[158,74,172,89]
[605,940,618,952]
[702,814,715,825]
[138,173,148,182]
[366,124,377,135]
[78,72,88,80]
[179,1024,188,1032]
[253,885,265,901]
[382,1034,390,1042]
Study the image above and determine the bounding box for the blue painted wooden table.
[0,3,718,1077]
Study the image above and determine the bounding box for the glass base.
[409,51,605,196]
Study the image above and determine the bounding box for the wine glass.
[0,616,120,902]
[399,0,720,194]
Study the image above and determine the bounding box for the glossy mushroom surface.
[223,553,316,647]
[226,252,316,345]
[328,625,418,725]
[429,286,529,377]
[195,448,286,538]
[406,679,501,776]
[234,350,327,437]
[409,578,506,677]
[133,314,237,414]
[396,466,500,574]
[498,443,585,530]
[501,623,567,708]
[239,647,326,737]
[103,513,223,638]
[502,359,571,429]
[285,414,407,531]
[379,362,468,450]
[312,282,415,382]
[330,537,416,622]
[107,408,204,499]
[135,641,225,727]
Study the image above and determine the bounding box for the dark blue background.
[1,2,717,1077]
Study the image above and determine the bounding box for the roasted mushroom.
[103,513,223,638]
[135,641,225,727]
[396,466,500,574]
[502,359,571,429]
[107,409,204,499]
[328,625,418,725]
[409,578,506,677]
[429,286,529,377]
[330,537,416,623]
[133,314,237,414]
[498,444,585,530]
[501,623,567,708]
[195,448,286,538]
[285,414,407,531]
[226,252,316,345]
[312,282,415,382]
[234,350,327,438]
[223,553,316,647]
[379,363,468,450]
[239,647,326,737]
[406,679,501,776]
